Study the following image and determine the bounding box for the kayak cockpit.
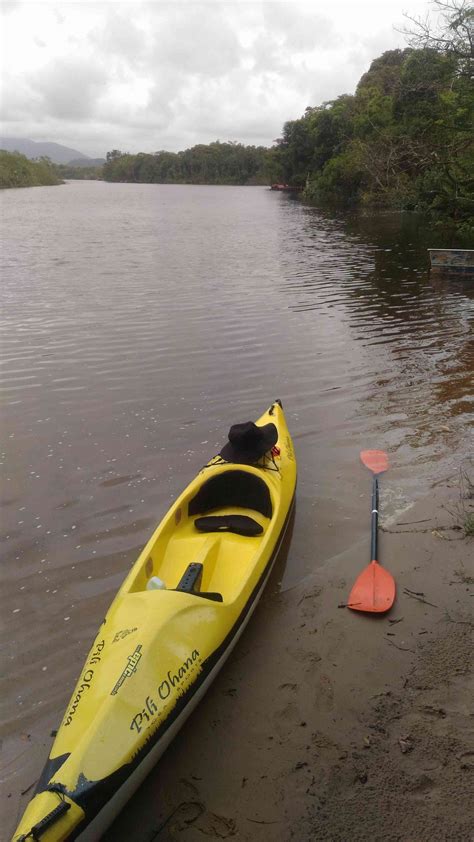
[122,469,275,604]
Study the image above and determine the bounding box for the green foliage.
[464,513,474,537]
[103,141,274,186]
[276,39,473,234]
[0,151,63,188]
[357,48,410,96]
[305,148,364,204]
[55,163,103,180]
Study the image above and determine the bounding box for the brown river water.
[1,181,473,837]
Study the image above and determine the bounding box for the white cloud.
[29,58,108,120]
[0,0,432,157]
[262,2,336,51]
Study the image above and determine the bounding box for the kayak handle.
[17,801,70,841]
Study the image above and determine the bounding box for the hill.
[67,157,105,167]
[0,137,100,165]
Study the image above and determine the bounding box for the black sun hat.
[219,421,278,465]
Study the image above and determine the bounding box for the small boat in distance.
[428,249,474,275]
[270,183,303,192]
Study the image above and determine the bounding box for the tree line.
[0,151,63,188]
[102,141,278,186]
[55,162,103,180]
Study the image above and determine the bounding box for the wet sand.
[5,478,472,841]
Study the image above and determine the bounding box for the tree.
[0,151,62,188]
[399,0,473,77]
[106,149,124,162]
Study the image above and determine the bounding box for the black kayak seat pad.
[195,514,263,536]
[188,470,272,519]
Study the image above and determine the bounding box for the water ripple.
[1,185,472,810]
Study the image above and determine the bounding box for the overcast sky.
[1,0,436,157]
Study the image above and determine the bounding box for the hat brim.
[219,443,266,464]
[219,422,278,465]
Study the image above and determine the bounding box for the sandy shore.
[103,480,473,842]
[5,480,473,842]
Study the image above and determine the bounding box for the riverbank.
[102,476,473,842]
[0,151,63,188]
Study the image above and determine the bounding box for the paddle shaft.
[370,475,379,562]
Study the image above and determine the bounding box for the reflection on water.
[0,183,472,834]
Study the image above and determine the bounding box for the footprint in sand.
[273,702,302,738]
[318,673,335,710]
[167,800,236,839]
[290,647,322,667]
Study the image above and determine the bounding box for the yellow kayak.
[14,400,296,842]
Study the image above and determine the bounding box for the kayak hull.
[77,497,294,841]
[14,401,296,842]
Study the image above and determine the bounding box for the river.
[1,181,472,838]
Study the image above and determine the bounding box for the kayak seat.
[188,470,272,518]
[175,561,223,603]
[195,514,263,536]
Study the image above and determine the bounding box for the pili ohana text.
[130,649,200,734]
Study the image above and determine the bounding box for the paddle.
[347,450,396,613]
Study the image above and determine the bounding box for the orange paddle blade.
[347,560,395,613]
[360,450,388,474]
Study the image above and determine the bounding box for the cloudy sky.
[1,0,435,157]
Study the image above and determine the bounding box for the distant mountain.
[67,157,105,168]
[0,137,102,165]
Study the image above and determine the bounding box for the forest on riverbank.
[0,151,62,188]
[101,0,473,237]
[280,44,472,236]
[102,141,274,186]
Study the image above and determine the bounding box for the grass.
[443,459,474,539]
[463,513,474,537]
